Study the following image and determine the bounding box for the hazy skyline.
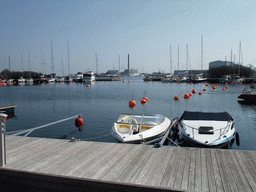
[1,0,256,75]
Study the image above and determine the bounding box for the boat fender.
[235,132,240,146]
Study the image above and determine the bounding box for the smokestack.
[128,54,129,70]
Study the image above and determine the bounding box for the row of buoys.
[129,96,149,108]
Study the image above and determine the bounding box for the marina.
[1,135,256,191]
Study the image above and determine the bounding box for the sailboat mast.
[178,44,179,75]
[119,55,120,71]
[51,40,54,74]
[239,41,241,76]
[28,52,31,71]
[201,35,203,70]
[61,56,64,76]
[170,45,172,74]
[68,40,70,76]
[8,56,10,72]
[186,44,188,71]
[42,47,45,75]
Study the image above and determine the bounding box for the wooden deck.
[1,135,256,191]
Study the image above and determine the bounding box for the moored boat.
[176,111,236,147]
[238,87,256,102]
[111,114,172,144]
[83,70,95,82]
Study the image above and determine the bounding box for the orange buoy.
[159,82,161,84]
[225,82,228,84]
[234,82,237,85]
[174,96,180,100]
[75,115,84,128]
[212,86,216,90]
[225,86,229,89]
[143,97,148,101]
[192,89,196,93]
[190,82,193,84]
[222,88,226,91]
[184,94,190,99]
[152,81,154,83]
[129,100,136,108]
[134,81,136,83]
[145,81,147,83]
[177,82,180,84]
[189,93,193,97]
[203,88,207,91]
[141,99,147,104]
[230,82,233,85]
[129,81,130,83]
[239,82,242,85]
[205,84,209,86]
[199,92,203,95]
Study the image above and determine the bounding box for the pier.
[0,105,17,119]
[1,135,256,191]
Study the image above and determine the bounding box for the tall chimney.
[128,54,129,70]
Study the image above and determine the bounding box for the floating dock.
[0,105,17,119]
[1,135,256,191]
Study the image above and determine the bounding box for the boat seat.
[199,126,214,134]
[140,125,151,130]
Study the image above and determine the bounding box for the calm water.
[1,77,255,150]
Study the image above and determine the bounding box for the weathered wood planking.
[3,135,256,192]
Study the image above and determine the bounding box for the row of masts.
[169,36,243,75]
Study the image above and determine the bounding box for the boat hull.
[179,131,236,148]
[238,94,256,101]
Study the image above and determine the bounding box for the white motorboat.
[74,72,83,82]
[18,77,26,85]
[83,70,95,82]
[64,76,73,83]
[111,114,172,144]
[25,78,33,84]
[48,78,55,84]
[177,111,236,147]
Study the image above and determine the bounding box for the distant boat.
[64,76,73,83]
[83,70,95,82]
[48,78,55,84]
[25,78,33,84]
[18,77,26,85]
[74,72,83,82]
[238,87,256,102]
[189,75,207,83]
[220,75,244,83]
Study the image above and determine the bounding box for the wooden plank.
[159,148,180,188]
[88,144,135,179]
[173,148,186,189]
[230,150,255,192]
[194,148,202,191]
[187,149,195,191]
[117,145,155,183]
[215,149,231,192]
[166,147,183,189]
[241,151,256,181]
[200,148,209,191]
[127,147,163,185]
[140,147,171,186]
[220,149,238,192]
[234,150,256,191]
[210,149,222,192]
[225,150,246,192]
[180,148,191,190]
[151,147,174,187]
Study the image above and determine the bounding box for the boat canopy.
[180,111,233,121]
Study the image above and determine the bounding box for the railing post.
[0,116,6,166]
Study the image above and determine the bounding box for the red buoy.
[235,82,237,85]
[75,115,84,128]
[230,82,233,85]
[222,88,226,91]
[205,84,209,86]
[190,82,193,84]
[225,82,228,84]
[199,92,203,95]
[239,82,242,85]
[184,94,190,99]
[225,86,229,89]
[4,116,7,123]
[141,99,147,104]
[192,89,196,93]
[129,100,136,108]
[174,96,180,100]
[212,86,216,90]
[203,88,207,91]
[143,97,148,101]
[189,93,193,97]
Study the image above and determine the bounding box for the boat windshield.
[180,111,233,121]
[117,114,165,125]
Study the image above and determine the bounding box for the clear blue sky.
[1,0,256,75]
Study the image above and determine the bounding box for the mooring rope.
[7,115,78,136]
